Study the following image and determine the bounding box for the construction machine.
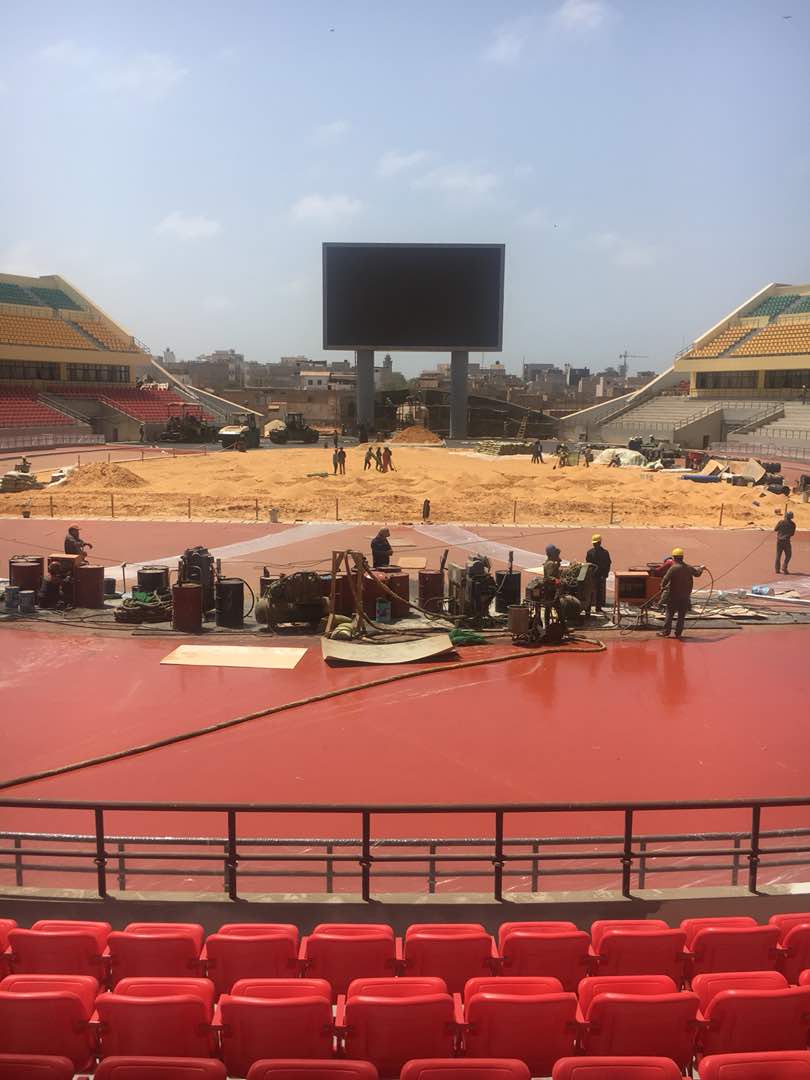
[268,412,320,445]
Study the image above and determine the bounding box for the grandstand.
[0,272,226,446]
[562,282,810,454]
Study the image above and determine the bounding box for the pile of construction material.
[477,440,534,456]
[684,457,789,495]
[0,471,42,493]
[389,425,444,446]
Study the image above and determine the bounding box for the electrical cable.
[0,637,606,793]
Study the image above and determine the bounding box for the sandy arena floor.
[1,445,807,529]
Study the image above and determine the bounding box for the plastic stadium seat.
[0,1055,75,1079]
[203,924,299,996]
[462,976,577,1075]
[695,975,810,1057]
[217,979,334,1078]
[403,924,496,993]
[342,977,456,1077]
[0,920,16,978]
[770,914,810,983]
[577,975,699,1070]
[96,976,215,1058]
[692,971,788,1012]
[0,974,98,1070]
[699,1051,810,1078]
[401,1061,531,1080]
[553,1059,686,1079]
[498,922,591,990]
[590,924,687,982]
[301,924,398,999]
[9,924,109,980]
[686,926,780,977]
[681,918,758,948]
[246,1062,378,1080]
[95,1060,227,1079]
[107,923,204,985]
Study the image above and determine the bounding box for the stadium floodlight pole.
[450,350,469,439]
[356,349,375,430]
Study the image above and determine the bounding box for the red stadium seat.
[217,979,334,1078]
[0,1055,74,1079]
[498,923,591,990]
[686,927,780,977]
[247,1064,378,1080]
[9,925,109,981]
[681,918,758,948]
[401,1061,531,1080]
[699,1051,810,1078]
[770,915,810,984]
[577,975,699,1070]
[108,923,204,985]
[589,921,686,982]
[403,924,496,993]
[301,924,398,999]
[692,971,787,1012]
[0,974,98,1070]
[342,977,457,1077]
[553,1059,685,1079]
[203,924,299,996]
[462,976,577,1075]
[96,976,215,1059]
[0,920,17,978]
[95,1060,227,1079]
[695,976,810,1057]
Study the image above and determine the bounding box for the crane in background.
[617,351,648,379]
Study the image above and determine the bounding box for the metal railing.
[1,796,809,901]
[716,440,810,463]
[0,432,104,451]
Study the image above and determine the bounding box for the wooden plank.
[161,645,306,670]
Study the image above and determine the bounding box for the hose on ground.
[0,638,606,793]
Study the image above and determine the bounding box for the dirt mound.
[390,425,444,445]
[62,462,147,489]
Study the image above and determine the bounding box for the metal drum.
[418,570,444,614]
[495,570,522,613]
[9,557,44,592]
[508,604,531,636]
[137,566,170,593]
[18,590,36,613]
[4,585,20,611]
[216,578,245,629]
[172,582,203,633]
[364,570,409,620]
[75,565,105,609]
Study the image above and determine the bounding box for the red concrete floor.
[1,623,809,895]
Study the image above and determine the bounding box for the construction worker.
[582,446,593,468]
[17,456,31,473]
[382,446,394,472]
[332,449,339,475]
[531,440,544,464]
[375,446,383,471]
[363,446,374,471]
[542,544,566,630]
[337,447,347,475]
[64,526,92,564]
[585,533,611,612]
[774,510,796,573]
[657,547,704,639]
[38,560,71,609]
[371,527,392,568]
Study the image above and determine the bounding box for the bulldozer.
[268,412,320,445]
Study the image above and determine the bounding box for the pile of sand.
[61,462,147,489]
[390,425,444,445]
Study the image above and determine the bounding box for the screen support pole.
[450,350,469,439]
[356,349,375,430]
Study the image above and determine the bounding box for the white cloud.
[484,25,527,66]
[155,212,222,240]
[591,230,656,267]
[555,0,609,31]
[99,54,188,101]
[39,39,96,67]
[0,241,45,277]
[413,165,499,198]
[312,120,350,145]
[290,194,363,224]
[377,149,430,177]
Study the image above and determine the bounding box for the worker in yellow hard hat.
[658,547,704,639]
[585,532,612,614]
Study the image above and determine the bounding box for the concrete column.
[355,349,375,430]
[450,351,469,439]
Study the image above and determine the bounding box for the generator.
[447,553,499,626]
[178,547,216,611]
[255,571,329,630]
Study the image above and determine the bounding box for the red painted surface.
[1,624,809,894]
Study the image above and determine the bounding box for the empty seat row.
[4,915,810,995]
[3,971,810,1077]
[687,325,752,358]
[0,313,95,349]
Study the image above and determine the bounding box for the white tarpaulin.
[594,448,646,467]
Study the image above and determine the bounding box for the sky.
[2,0,809,376]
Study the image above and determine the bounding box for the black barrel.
[216,577,245,628]
[138,565,170,593]
[495,570,522,613]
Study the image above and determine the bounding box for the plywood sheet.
[321,633,454,665]
[398,556,427,569]
[161,645,306,670]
